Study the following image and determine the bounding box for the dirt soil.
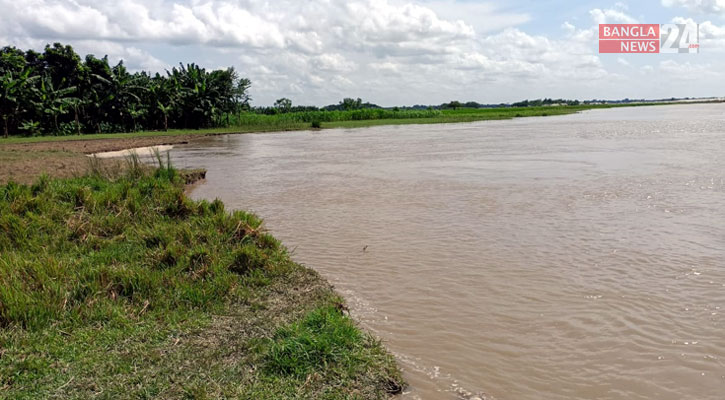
[0,134,208,154]
[0,134,211,184]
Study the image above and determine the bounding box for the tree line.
[1,42,600,138]
[253,97,382,115]
[0,43,251,137]
[511,98,581,107]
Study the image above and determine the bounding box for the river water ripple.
[170,104,725,400]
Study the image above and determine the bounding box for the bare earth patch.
[0,134,205,154]
[0,134,211,184]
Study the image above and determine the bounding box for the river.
[169,103,725,399]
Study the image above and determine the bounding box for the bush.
[56,122,80,136]
[19,121,43,137]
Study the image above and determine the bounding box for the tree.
[0,72,21,138]
[0,47,27,76]
[0,42,252,136]
[274,97,292,112]
[107,62,146,131]
[340,97,363,110]
[157,101,172,131]
[1,48,33,137]
[147,77,176,131]
[34,75,77,133]
[39,43,83,90]
[232,77,252,111]
[1,69,37,137]
[168,63,214,129]
[67,97,85,135]
[128,103,146,132]
[81,54,114,133]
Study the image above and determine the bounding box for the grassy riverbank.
[323,104,606,129]
[0,160,402,399]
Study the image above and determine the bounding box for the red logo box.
[599,24,660,53]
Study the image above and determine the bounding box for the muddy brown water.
[168,104,725,400]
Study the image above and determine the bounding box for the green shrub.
[19,121,43,137]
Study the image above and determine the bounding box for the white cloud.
[589,7,638,24]
[312,54,356,72]
[349,0,474,42]
[0,0,720,105]
[562,22,577,35]
[562,5,638,42]
[421,1,530,34]
[662,0,725,13]
[480,28,606,81]
[2,0,113,40]
[0,0,287,47]
[671,16,725,50]
[671,17,725,39]
[103,45,169,72]
[659,59,716,78]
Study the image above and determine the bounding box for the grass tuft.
[264,306,364,378]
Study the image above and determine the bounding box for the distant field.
[0,103,671,145]
[325,105,607,128]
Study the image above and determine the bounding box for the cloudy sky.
[1,0,723,106]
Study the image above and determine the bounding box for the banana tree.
[157,101,172,131]
[0,69,36,137]
[109,62,146,131]
[0,72,18,138]
[84,73,114,133]
[2,43,251,136]
[148,78,176,131]
[34,76,77,133]
[127,103,146,132]
[66,97,85,135]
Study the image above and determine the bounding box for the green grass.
[265,306,366,378]
[0,103,666,145]
[321,105,598,128]
[0,159,402,399]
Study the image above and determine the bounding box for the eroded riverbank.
[0,162,403,398]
